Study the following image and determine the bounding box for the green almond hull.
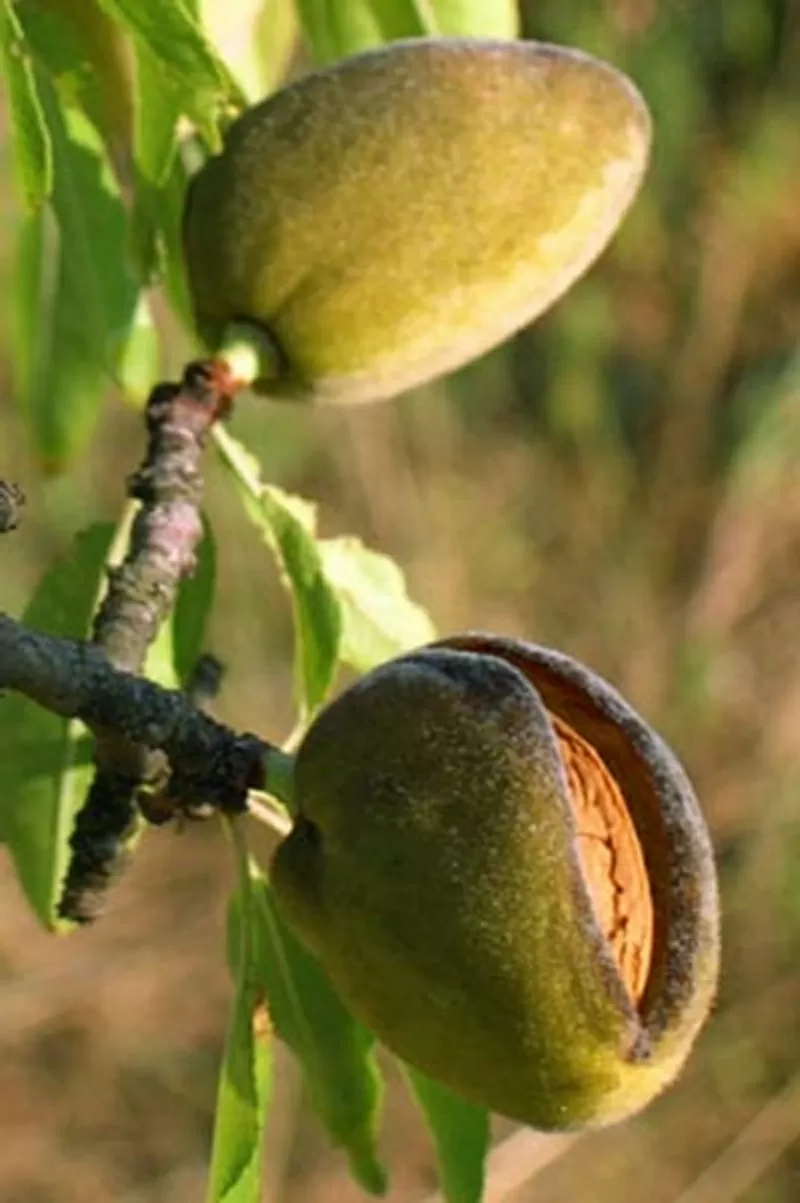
[271,643,720,1130]
[184,38,651,404]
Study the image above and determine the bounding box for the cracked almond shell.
[183,38,651,403]
[271,634,720,1130]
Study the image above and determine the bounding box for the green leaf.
[115,293,160,406]
[0,0,53,208]
[209,836,273,1203]
[204,0,298,98]
[9,73,140,468]
[214,429,342,718]
[296,0,434,63]
[257,486,342,715]
[127,178,159,286]
[130,150,195,320]
[254,0,299,94]
[123,1,192,285]
[16,0,133,172]
[96,0,244,148]
[172,516,217,686]
[294,0,377,67]
[132,38,180,186]
[142,605,181,692]
[129,0,219,189]
[0,504,208,928]
[98,0,226,82]
[296,0,518,62]
[0,524,115,929]
[11,203,107,468]
[208,980,272,1203]
[159,152,197,323]
[404,1067,489,1203]
[430,0,519,38]
[318,537,436,673]
[9,205,46,410]
[229,859,386,1194]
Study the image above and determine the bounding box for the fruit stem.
[262,744,296,811]
[217,320,282,389]
[246,791,293,837]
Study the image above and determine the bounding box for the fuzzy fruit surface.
[184,38,651,403]
[271,637,720,1130]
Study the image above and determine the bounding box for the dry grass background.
[1,0,799,1199]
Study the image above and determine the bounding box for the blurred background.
[1,0,799,1199]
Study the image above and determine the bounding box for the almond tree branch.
[39,362,236,919]
[0,611,267,812]
[55,358,243,921]
[92,363,233,670]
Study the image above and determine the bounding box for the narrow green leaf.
[142,604,181,692]
[296,0,518,62]
[98,0,227,82]
[257,485,342,715]
[42,81,137,362]
[9,206,47,413]
[10,203,107,468]
[378,0,439,36]
[9,73,140,467]
[123,1,191,284]
[318,537,436,673]
[133,38,180,186]
[252,0,298,95]
[0,0,53,208]
[172,516,217,686]
[208,981,272,1203]
[404,1067,489,1203]
[229,860,386,1193]
[0,504,206,928]
[16,0,133,173]
[0,524,114,929]
[210,835,273,1203]
[430,0,519,38]
[114,293,160,406]
[295,0,380,65]
[159,151,196,324]
[296,0,434,63]
[96,0,244,147]
[130,151,195,320]
[127,178,160,286]
[202,0,297,98]
[214,429,342,718]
